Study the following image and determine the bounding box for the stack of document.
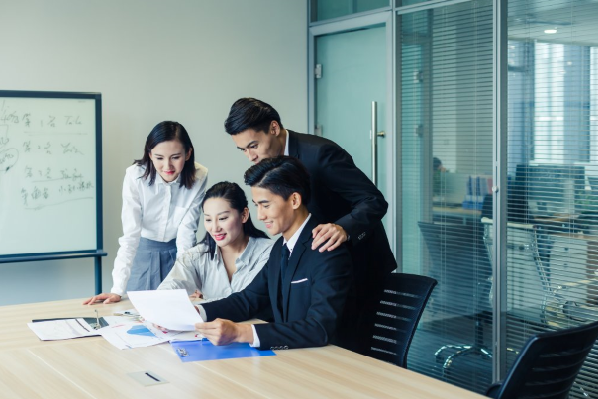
[28,290,205,350]
[98,321,174,350]
[99,289,205,350]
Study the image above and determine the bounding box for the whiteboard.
[0,92,101,256]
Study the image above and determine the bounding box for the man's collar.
[283,214,311,253]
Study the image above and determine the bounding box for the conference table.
[0,298,487,398]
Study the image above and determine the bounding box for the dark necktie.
[280,244,290,278]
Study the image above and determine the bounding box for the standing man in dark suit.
[195,156,352,350]
[223,97,397,354]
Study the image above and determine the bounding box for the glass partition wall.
[504,1,598,397]
[310,0,598,396]
[310,0,389,22]
[398,1,494,392]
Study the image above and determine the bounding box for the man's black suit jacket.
[287,130,397,353]
[201,217,352,350]
[287,131,396,287]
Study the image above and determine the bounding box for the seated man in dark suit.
[195,156,352,350]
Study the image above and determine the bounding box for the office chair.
[481,218,598,398]
[417,221,493,377]
[485,320,598,399]
[366,273,437,368]
[481,217,598,328]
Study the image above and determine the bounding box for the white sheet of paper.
[102,315,140,326]
[28,319,98,340]
[98,321,170,350]
[145,323,184,340]
[168,330,206,342]
[127,289,203,331]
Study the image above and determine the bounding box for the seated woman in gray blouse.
[158,181,273,301]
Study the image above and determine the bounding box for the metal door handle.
[371,102,385,185]
[371,101,377,185]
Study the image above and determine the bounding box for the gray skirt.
[126,237,177,292]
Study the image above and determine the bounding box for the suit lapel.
[288,130,300,158]
[270,240,284,321]
[281,217,316,319]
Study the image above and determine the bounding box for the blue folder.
[171,340,276,362]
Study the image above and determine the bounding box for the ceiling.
[509,1,598,46]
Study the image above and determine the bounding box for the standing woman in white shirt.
[84,121,208,305]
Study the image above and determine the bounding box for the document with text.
[28,318,98,340]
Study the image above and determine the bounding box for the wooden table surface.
[0,298,487,399]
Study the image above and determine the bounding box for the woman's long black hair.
[199,181,269,259]
[134,121,196,188]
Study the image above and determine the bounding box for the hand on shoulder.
[311,223,348,252]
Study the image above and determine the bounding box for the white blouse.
[157,236,274,301]
[111,162,208,296]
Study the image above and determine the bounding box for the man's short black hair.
[244,156,310,206]
[224,97,284,135]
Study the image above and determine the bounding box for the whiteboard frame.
[0,90,106,293]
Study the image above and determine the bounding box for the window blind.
[399,0,494,394]
[507,1,598,397]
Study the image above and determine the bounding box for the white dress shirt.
[157,237,274,300]
[284,129,289,155]
[283,214,311,254]
[110,162,208,296]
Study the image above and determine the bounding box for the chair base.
[435,344,492,378]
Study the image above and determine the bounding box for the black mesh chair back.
[417,221,491,316]
[486,320,598,399]
[367,273,437,368]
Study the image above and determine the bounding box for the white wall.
[0,0,308,305]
